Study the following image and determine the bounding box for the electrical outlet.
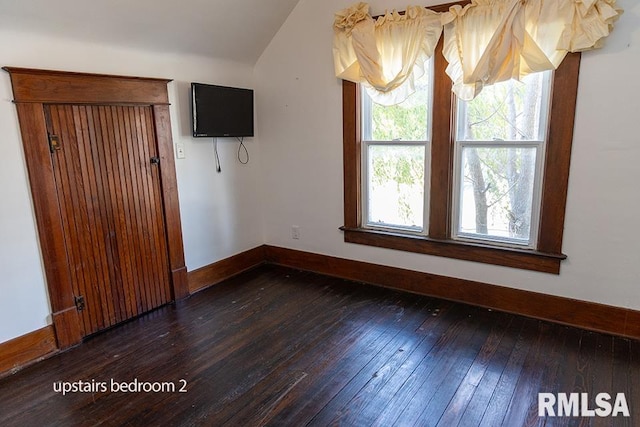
[291,225,300,240]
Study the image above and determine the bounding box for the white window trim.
[360,59,434,235]
[450,71,553,249]
[361,141,430,234]
[451,140,546,249]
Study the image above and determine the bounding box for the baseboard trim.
[0,326,58,377]
[188,246,267,293]
[264,245,640,340]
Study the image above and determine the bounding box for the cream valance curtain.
[442,0,622,100]
[333,2,443,105]
[333,0,622,103]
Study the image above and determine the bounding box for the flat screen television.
[191,83,254,137]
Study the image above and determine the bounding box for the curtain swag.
[333,0,622,103]
[333,2,442,105]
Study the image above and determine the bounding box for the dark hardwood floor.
[0,265,637,426]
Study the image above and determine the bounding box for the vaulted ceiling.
[0,0,301,64]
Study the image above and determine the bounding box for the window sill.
[339,226,566,274]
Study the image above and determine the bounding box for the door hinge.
[75,295,86,311]
[48,134,61,153]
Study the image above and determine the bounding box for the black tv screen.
[191,83,254,137]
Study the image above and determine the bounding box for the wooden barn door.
[4,67,189,348]
[45,104,173,336]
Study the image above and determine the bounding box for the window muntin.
[361,62,433,232]
[452,72,552,247]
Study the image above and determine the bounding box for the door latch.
[48,134,61,152]
[75,295,86,312]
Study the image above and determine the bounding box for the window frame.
[451,71,553,249]
[340,34,581,274]
[451,142,545,249]
[362,141,430,234]
[360,62,434,235]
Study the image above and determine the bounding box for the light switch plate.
[175,143,186,159]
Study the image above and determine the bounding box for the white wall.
[0,30,263,343]
[255,0,640,309]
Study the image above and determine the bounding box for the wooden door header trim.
[3,67,171,105]
[3,67,173,82]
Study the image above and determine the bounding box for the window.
[361,64,432,233]
[453,71,552,248]
[341,41,581,274]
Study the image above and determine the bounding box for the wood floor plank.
[500,322,568,427]
[542,327,584,427]
[611,338,631,427]
[370,305,488,426]
[265,294,431,426]
[403,307,498,426]
[431,310,513,427]
[254,292,430,425]
[85,273,347,425]
[629,339,640,422]
[0,265,638,427]
[592,334,614,427]
[315,300,454,426]
[220,296,383,426]
[447,314,527,427]
[162,278,371,425]
[312,303,465,427]
[231,294,430,426]
[305,297,435,425]
[476,317,541,427]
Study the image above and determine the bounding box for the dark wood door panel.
[46,104,172,336]
[4,67,188,349]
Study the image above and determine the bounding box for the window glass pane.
[458,146,537,242]
[457,72,550,141]
[363,67,431,141]
[368,145,425,229]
